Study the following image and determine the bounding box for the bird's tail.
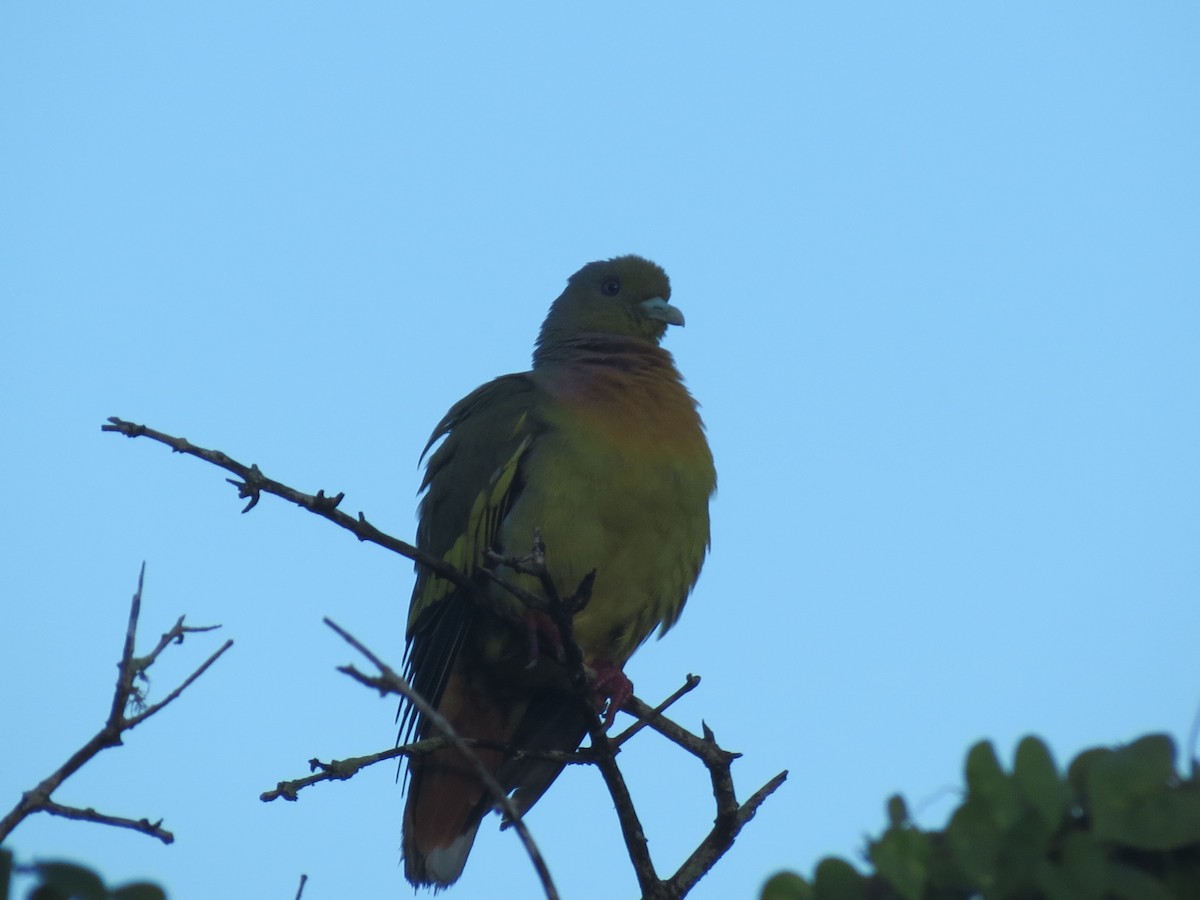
[402,752,491,886]
[401,673,590,887]
[402,670,515,887]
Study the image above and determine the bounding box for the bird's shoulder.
[420,373,542,470]
[417,372,547,539]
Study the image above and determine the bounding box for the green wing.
[401,373,544,740]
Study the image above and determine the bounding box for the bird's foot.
[522,609,566,667]
[586,660,633,730]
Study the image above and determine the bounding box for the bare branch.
[669,770,790,896]
[0,564,232,844]
[586,724,662,896]
[261,747,411,802]
[102,417,471,591]
[321,618,561,900]
[261,736,594,804]
[612,675,702,748]
[125,636,232,728]
[40,800,173,844]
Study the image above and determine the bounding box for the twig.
[623,696,739,767]
[261,737,593,803]
[320,619,561,900]
[0,563,233,844]
[40,800,169,840]
[669,769,790,896]
[262,747,413,802]
[101,417,471,591]
[587,723,662,896]
[613,675,702,748]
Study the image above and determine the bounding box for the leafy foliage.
[763,733,1200,900]
[0,849,166,900]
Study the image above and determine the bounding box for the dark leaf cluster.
[763,733,1200,900]
[1,849,166,900]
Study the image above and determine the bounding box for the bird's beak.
[640,296,685,327]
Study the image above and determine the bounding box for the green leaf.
[812,858,867,900]
[1067,746,1109,799]
[870,826,929,900]
[1055,831,1107,900]
[110,884,168,900]
[1086,733,1200,850]
[1035,833,1110,900]
[1013,735,1068,828]
[991,812,1056,895]
[31,862,108,900]
[761,871,810,900]
[1105,861,1175,900]
[946,794,1001,887]
[886,794,908,828]
[965,740,1021,831]
[1096,734,1176,795]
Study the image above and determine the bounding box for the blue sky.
[2,3,1197,898]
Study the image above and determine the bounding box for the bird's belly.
[498,430,710,665]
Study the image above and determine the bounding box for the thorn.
[227,466,264,513]
[313,490,345,511]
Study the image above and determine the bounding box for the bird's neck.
[531,333,700,436]
[532,333,675,375]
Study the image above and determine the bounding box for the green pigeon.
[400,254,715,887]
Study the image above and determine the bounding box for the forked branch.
[0,564,233,844]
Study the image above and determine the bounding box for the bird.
[399,254,715,887]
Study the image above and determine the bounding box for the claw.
[587,660,634,729]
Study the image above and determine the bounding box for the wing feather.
[400,374,544,742]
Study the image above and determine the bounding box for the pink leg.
[587,660,634,729]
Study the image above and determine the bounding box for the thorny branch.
[259,680,701,801]
[319,619,559,900]
[101,417,471,591]
[258,681,704,803]
[260,735,594,804]
[103,417,788,899]
[0,563,233,844]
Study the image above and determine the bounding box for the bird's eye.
[600,278,621,297]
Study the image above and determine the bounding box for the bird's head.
[534,255,683,365]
